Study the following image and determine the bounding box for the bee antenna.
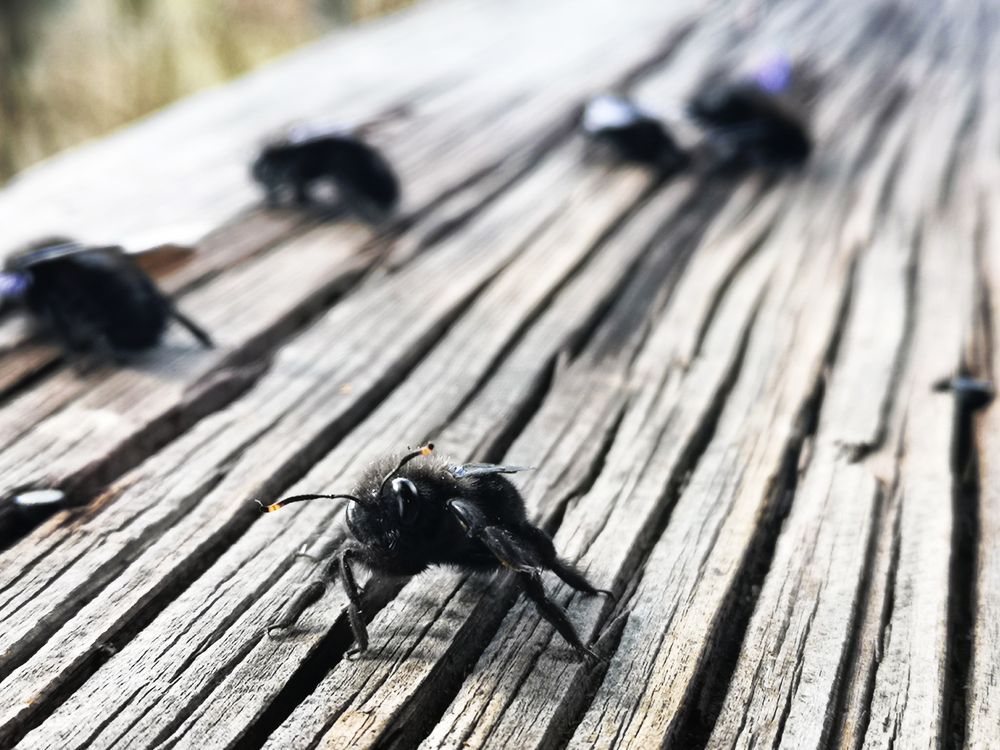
[256,493,362,513]
[378,443,434,494]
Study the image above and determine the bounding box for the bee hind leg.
[446,498,601,663]
[516,523,615,600]
[519,569,602,665]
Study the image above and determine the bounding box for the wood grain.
[0,0,996,747]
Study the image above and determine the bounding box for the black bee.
[259,444,613,662]
[251,124,401,222]
[580,94,689,175]
[687,76,812,172]
[0,239,213,355]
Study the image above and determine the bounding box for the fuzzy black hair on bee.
[259,444,613,663]
[580,94,689,176]
[0,238,213,355]
[687,78,812,172]
[251,124,401,223]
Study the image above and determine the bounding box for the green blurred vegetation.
[0,0,415,181]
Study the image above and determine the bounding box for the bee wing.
[447,463,534,479]
[7,241,86,269]
[285,122,353,144]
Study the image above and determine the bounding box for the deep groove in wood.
[0,211,533,744]
[669,252,860,747]
[564,289,771,750]
[942,211,990,749]
[851,486,903,748]
[943,362,980,750]
[825,477,889,750]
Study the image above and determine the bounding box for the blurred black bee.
[251,124,401,222]
[580,94,689,176]
[259,444,612,662]
[0,238,213,355]
[687,72,812,171]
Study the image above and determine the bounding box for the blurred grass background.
[0,0,416,182]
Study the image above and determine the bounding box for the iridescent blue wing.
[7,241,123,271]
[447,463,534,479]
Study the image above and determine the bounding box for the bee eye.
[346,499,362,532]
[391,477,420,525]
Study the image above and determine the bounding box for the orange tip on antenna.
[255,499,283,513]
[421,443,435,456]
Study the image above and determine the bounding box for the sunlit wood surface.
[0,0,998,747]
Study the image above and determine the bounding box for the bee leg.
[337,543,370,656]
[293,178,311,206]
[264,184,284,207]
[514,523,615,600]
[446,499,601,663]
[547,556,616,601]
[168,304,215,349]
[446,498,487,537]
[519,570,602,665]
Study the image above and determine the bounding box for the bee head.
[250,148,281,188]
[376,444,433,523]
[341,445,432,547]
[258,444,434,549]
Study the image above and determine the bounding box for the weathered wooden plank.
[857,212,976,749]
[704,210,914,748]
[966,6,1000,744]
[4,146,658,748]
[853,49,985,741]
[823,71,987,750]
[0,0,699,406]
[567,219,847,750]
[970,248,1000,749]
[0,147,586,744]
[710,448,881,750]
[241,174,765,750]
[402,12,917,750]
[704,213,915,750]
[0,0,995,748]
[560,72,904,746]
[701,64,937,748]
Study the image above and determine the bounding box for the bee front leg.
[293,178,312,206]
[265,540,365,643]
[337,542,369,656]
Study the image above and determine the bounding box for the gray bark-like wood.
[0,0,996,747]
